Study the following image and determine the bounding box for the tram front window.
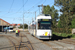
[38,22,51,29]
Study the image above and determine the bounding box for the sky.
[0,0,61,24]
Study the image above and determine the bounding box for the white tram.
[28,14,52,39]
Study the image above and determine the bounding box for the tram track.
[58,39,75,45]
[19,31,75,50]
[26,32,58,50]
[31,35,75,50]
[5,36,20,50]
[0,32,34,50]
[33,36,58,50]
[18,33,34,50]
[39,39,75,50]
[5,31,74,50]
[4,34,32,50]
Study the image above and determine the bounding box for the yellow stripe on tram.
[45,32,48,36]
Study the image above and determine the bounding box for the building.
[10,24,16,26]
[0,18,10,32]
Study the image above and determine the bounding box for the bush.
[71,34,75,38]
[53,32,75,38]
[52,28,72,34]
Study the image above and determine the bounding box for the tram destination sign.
[42,19,49,21]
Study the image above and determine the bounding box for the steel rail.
[18,41,30,50]
[58,39,75,45]
[35,37,57,50]
[6,36,16,50]
[18,34,31,50]
[18,33,34,50]
[23,34,34,50]
[5,35,21,50]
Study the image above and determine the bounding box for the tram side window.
[29,26,31,29]
[29,26,32,30]
[38,23,40,29]
[31,25,35,29]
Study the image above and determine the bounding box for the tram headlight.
[50,33,52,36]
[48,34,50,36]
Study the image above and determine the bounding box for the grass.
[53,32,75,38]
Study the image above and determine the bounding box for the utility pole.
[28,21,29,31]
[32,17,33,22]
[38,5,40,14]
[42,4,44,14]
[35,11,36,20]
[23,0,24,31]
[38,4,43,14]
[23,13,24,31]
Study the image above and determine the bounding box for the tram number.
[45,32,48,36]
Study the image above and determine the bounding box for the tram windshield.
[38,19,51,29]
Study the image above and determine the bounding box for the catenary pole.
[23,0,24,31]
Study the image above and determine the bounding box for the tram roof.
[38,14,50,16]
[36,14,52,19]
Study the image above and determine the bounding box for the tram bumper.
[37,36,52,39]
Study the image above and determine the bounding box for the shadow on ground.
[42,34,72,41]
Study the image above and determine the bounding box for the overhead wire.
[42,0,46,4]
[0,0,14,17]
[27,0,46,14]
[27,0,43,11]
[8,0,28,16]
[28,0,46,10]
[22,0,52,24]
[25,0,45,18]
[33,0,46,12]
[17,0,28,12]
[8,0,14,12]
[35,0,46,12]
[26,0,57,23]
[25,0,46,18]
[0,0,28,18]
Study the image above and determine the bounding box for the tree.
[71,18,75,28]
[54,0,75,33]
[24,24,28,29]
[19,24,28,29]
[43,5,58,28]
[57,20,62,28]
[43,5,51,15]
[70,14,75,28]
[54,0,75,26]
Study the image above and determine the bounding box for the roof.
[17,24,20,25]
[0,18,10,25]
[10,24,21,26]
[10,24,16,26]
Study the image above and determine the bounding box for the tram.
[28,14,52,39]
